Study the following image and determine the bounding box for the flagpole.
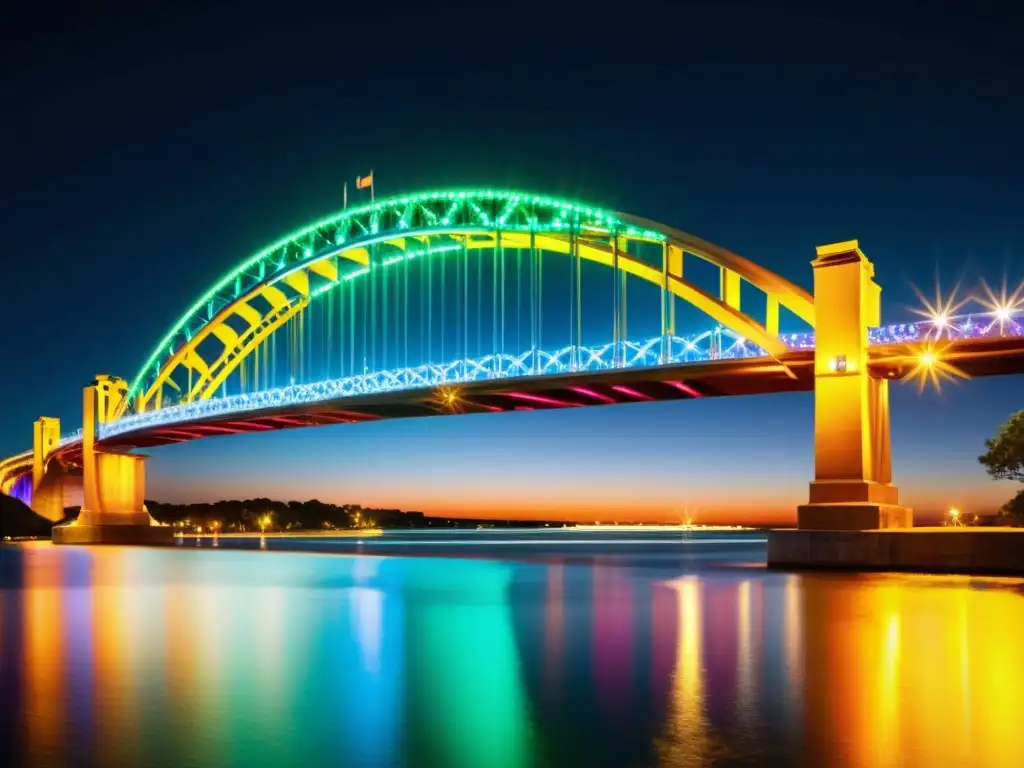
[370,168,375,202]
[344,182,348,210]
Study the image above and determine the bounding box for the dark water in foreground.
[2,530,1024,768]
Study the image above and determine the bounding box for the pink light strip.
[188,424,252,435]
[225,421,278,431]
[666,380,703,398]
[331,410,381,420]
[569,386,616,404]
[610,385,653,401]
[505,392,574,408]
[265,415,310,426]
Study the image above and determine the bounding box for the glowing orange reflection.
[801,574,1024,768]
[656,577,719,766]
[90,548,142,767]
[22,545,66,767]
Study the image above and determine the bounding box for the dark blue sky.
[2,2,1021,521]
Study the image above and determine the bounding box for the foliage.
[0,493,53,538]
[1000,489,1024,523]
[979,410,1024,483]
[143,498,427,532]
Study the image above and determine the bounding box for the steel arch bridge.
[2,186,1023,532]
[126,188,816,414]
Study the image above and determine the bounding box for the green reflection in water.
[400,558,537,768]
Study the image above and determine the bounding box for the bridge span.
[0,186,1021,543]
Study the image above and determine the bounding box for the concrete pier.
[768,528,1024,575]
[52,522,174,545]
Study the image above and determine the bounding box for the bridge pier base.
[793,240,912,531]
[53,376,173,546]
[769,240,920,570]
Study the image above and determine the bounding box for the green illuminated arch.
[128,187,815,413]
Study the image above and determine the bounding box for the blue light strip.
[44,312,1021,449]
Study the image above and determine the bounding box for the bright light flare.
[978,277,1024,332]
[909,276,969,339]
[433,385,464,413]
[903,343,969,393]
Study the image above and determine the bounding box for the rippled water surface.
[2,530,1024,767]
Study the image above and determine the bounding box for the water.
[2,529,1024,767]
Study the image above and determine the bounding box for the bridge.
[1,187,1022,543]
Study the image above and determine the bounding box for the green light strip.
[126,187,649,400]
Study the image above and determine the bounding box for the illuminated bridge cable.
[575,217,582,368]
[427,242,433,364]
[348,277,355,379]
[463,237,469,362]
[516,246,522,354]
[621,251,628,358]
[338,271,344,379]
[372,246,380,376]
[612,227,619,367]
[380,257,386,373]
[441,235,446,364]
[362,264,368,377]
[492,240,498,373]
[538,229,543,359]
[404,246,409,369]
[568,222,576,370]
[530,226,536,371]
[499,230,505,359]
[662,241,669,364]
[476,243,482,357]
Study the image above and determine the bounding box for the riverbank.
[179,529,384,539]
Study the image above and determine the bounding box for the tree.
[1001,489,1024,523]
[980,411,1024,523]
[979,411,1024,483]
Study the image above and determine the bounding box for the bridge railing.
[99,331,766,439]
[42,313,1023,447]
[779,314,1023,350]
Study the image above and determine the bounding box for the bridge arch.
[128,188,815,414]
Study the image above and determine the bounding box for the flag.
[356,173,373,190]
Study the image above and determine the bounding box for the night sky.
[2,2,1022,524]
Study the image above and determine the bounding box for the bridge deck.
[100,353,817,451]
[6,334,1023,485]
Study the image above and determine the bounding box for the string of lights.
[42,310,1016,448]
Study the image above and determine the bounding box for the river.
[1,529,1023,767]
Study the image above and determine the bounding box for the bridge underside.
[99,353,818,451]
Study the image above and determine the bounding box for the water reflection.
[1,542,1024,767]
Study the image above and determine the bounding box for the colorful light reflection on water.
[2,535,1024,767]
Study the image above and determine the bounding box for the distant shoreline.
[178,529,384,539]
